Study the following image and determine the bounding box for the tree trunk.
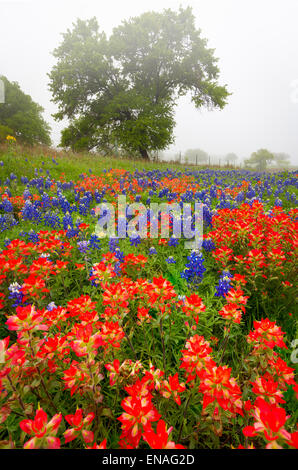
[139,147,150,160]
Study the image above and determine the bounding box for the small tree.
[0,76,51,146]
[49,8,229,159]
[184,148,208,165]
[224,152,238,166]
[244,149,275,171]
[273,152,290,168]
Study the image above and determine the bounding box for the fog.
[1,0,298,164]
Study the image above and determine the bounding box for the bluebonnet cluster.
[109,238,124,266]
[47,302,58,311]
[23,189,32,200]
[166,256,176,264]
[274,198,282,207]
[21,200,43,223]
[88,234,101,250]
[44,212,61,228]
[202,238,215,252]
[0,214,18,233]
[27,230,39,243]
[0,198,13,213]
[108,238,124,263]
[129,235,141,246]
[168,237,179,247]
[149,247,157,255]
[214,271,233,297]
[77,240,90,254]
[180,250,206,287]
[8,282,24,307]
[202,204,212,227]
[109,238,119,252]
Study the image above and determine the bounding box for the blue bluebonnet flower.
[23,189,32,200]
[0,215,18,233]
[43,212,61,228]
[41,193,52,209]
[88,235,101,250]
[66,228,79,238]
[149,247,157,255]
[62,213,74,230]
[168,237,179,247]
[8,282,24,307]
[129,235,141,246]
[47,302,57,311]
[27,230,39,243]
[114,248,125,263]
[4,238,12,247]
[166,256,176,264]
[40,253,51,259]
[18,231,27,238]
[202,238,215,252]
[113,261,122,276]
[274,198,282,207]
[21,200,42,223]
[215,270,233,297]
[77,241,90,254]
[1,199,13,213]
[181,250,206,287]
[109,238,119,252]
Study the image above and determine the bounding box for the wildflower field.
[0,147,297,450]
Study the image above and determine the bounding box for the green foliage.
[0,124,14,142]
[0,76,51,146]
[244,148,275,171]
[49,7,229,158]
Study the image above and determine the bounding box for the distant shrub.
[0,124,14,142]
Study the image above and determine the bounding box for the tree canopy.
[184,148,208,164]
[273,152,290,168]
[49,7,229,158]
[0,76,51,146]
[244,149,275,171]
[224,152,238,165]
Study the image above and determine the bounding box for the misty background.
[1,0,298,164]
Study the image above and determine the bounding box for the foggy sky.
[1,0,298,164]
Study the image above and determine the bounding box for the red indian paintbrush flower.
[180,335,216,382]
[20,408,62,449]
[6,305,49,332]
[159,373,186,405]
[118,393,161,447]
[64,408,95,444]
[143,420,185,449]
[243,397,291,447]
[218,303,243,324]
[247,318,287,352]
[250,373,285,405]
[181,294,206,325]
[198,365,243,417]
